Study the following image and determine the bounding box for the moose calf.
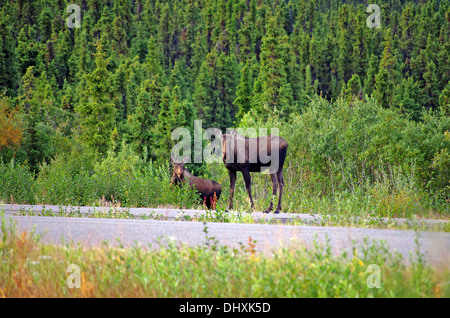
[170,156,222,209]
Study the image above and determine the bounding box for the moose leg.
[227,170,236,211]
[241,169,255,211]
[264,173,279,213]
[204,195,211,210]
[275,168,284,213]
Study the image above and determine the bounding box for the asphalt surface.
[2,203,448,226]
[1,204,449,266]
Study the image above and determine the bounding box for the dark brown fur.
[170,157,222,209]
[221,131,288,213]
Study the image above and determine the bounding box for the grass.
[1,212,449,298]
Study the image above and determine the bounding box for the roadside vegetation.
[0,1,448,221]
[11,205,450,233]
[1,214,448,298]
[1,97,449,223]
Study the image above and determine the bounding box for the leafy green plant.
[0,158,36,204]
[1,218,448,298]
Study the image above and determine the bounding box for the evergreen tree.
[2,0,450,176]
[189,27,208,84]
[181,0,199,68]
[38,5,53,43]
[238,0,257,58]
[133,76,162,160]
[146,35,165,84]
[394,76,423,120]
[75,42,116,155]
[252,13,293,118]
[193,54,214,126]
[16,25,41,76]
[68,13,95,82]
[439,81,450,116]
[169,59,189,100]
[234,60,253,123]
[153,86,172,161]
[50,30,71,88]
[422,59,439,110]
[112,16,129,56]
[18,66,58,173]
[158,3,172,70]
[364,54,378,97]
[0,9,18,95]
[374,28,399,108]
[342,74,362,103]
[215,52,238,128]
[130,21,149,63]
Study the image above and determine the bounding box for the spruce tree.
[374,28,399,108]
[234,60,253,123]
[342,74,362,103]
[252,13,294,118]
[153,86,171,162]
[364,54,378,97]
[130,22,149,63]
[439,81,450,116]
[0,9,18,95]
[75,41,116,155]
[146,35,165,84]
[394,76,423,120]
[133,76,162,161]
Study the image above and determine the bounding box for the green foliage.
[0,159,35,204]
[35,148,97,206]
[75,41,116,155]
[1,227,448,297]
[252,13,294,118]
[0,0,448,216]
[439,81,450,116]
[239,96,450,216]
[29,142,200,208]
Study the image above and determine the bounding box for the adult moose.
[220,129,288,214]
[170,156,222,209]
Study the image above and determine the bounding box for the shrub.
[237,96,450,215]
[34,148,97,206]
[33,141,201,208]
[0,158,36,204]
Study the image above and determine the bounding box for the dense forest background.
[0,0,449,214]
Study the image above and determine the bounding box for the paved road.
[2,204,449,266]
[2,203,448,226]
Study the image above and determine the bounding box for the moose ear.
[170,156,175,165]
[182,155,190,164]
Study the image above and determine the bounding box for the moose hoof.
[263,210,272,214]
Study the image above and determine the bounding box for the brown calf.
[170,156,222,209]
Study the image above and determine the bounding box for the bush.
[34,148,97,206]
[0,159,36,204]
[33,142,201,208]
[237,96,450,216]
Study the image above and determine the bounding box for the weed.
[0,216,448,298]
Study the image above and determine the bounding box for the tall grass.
[0,144,201,209]
[0,216,448,298]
